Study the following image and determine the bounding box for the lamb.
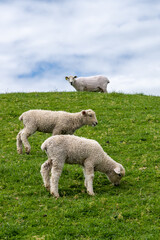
[65,75,110,93]
[40,135,125,198]
[16,109,98,154]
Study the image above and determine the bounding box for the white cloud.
[0,0,160,95]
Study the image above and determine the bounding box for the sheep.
[16,109,98,154]
[40,135,125,198]
[65,75,110,93]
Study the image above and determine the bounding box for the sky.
[0,0,160,95]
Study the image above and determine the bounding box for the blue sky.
[0,0,160,95]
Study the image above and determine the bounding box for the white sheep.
[16,109,98,154]
[65,75,110,93]
[40,135,125,198]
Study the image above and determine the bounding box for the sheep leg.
[102,83,108,93]
[21,127,36,154]
[52,128,62,136]
[16,130,23,154]
[40,159,52,191]
[82,167,87,188]
[102,89,107,93]
[98,87,104,93]
[84,161,95,196]
[98,87,107,93]
[50,161,64,198]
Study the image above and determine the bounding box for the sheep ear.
[74,76,77,79]
[82,110,87,116]
[114,166,121,174]
[65,76,69,80]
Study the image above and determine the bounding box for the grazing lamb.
[16,109,98,154]
[65,75,110,93]
[40,135,125,198]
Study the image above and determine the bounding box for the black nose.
[114,183,119,187]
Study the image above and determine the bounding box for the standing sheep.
[16,109,98,154]
[40,135,125,198]
[65,75,110,93]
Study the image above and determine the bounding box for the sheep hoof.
[17,149,23,154]
[45,185,50,191]
[26,151,31,155]
[51,191,60,198]
[87,191,95,196]
[25,148,30,154]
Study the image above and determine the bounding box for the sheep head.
[81,109,98,127]
[107,164,125,186]
[65,76,77,85]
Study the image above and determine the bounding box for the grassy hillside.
[0,92,160,240]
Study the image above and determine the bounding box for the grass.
[0,91,160,240]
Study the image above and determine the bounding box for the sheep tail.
[41,141,47,151]
[19,113,23,121]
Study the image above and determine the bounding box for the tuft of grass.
[0,92,160,239]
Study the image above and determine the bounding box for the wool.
[40,135,125,198]
[65,75,110,93]
[16,109,97,154]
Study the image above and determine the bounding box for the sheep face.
[65,76,77,85]
[107,165,125,186]
[81,109,98,127]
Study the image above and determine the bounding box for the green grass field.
[0,92,160,239]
